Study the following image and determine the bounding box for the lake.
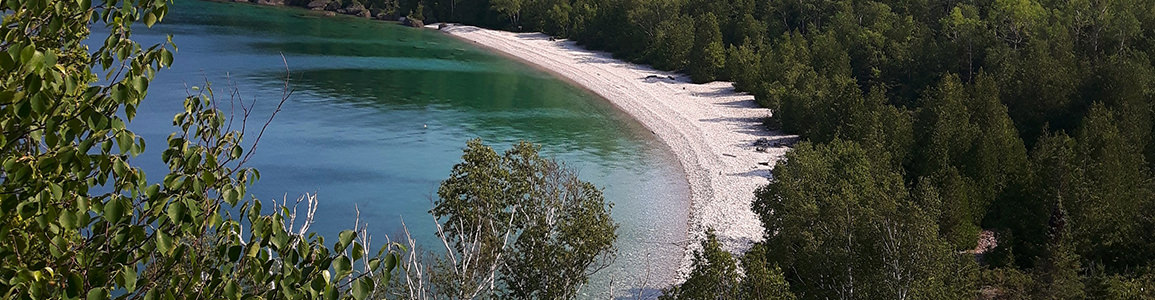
[129,0,689,296]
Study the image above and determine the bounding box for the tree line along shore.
[407,0,1155,297]
[214,0,1155,297]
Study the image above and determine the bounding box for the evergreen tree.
[738,243,796,299]
[689,13,726,83]
[660,233,797,299]
[753,140,970,299]
[649,14,695,71]
[1071,103,1155,272]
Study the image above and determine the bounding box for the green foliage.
[430,139,617,299]
[543,1,572,36]
[1069,103,1155,271]
[490,0,522,27]
[753,140,974,299]
[724,43,760,93]
[660,232,795,300]
[647,14,694,71]
[689,13,725,83]
[0,0,399,297]
[736,243,795,299]
[661,230,740,299]
[328,0,1155,294]
[409,2,425,20]
[912,73,1028,250]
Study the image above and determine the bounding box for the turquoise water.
[130,0,688,295]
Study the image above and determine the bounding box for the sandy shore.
[436,24,796,277]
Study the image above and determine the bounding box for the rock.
[753,137,773,148]
[335,8,347,14]
[254,0,283,5]
[324,0,341,11]
[438,23,449,30]
[374,12,392,20]
[320,11,336,16]
[402,17,424,28]
[344,2,366,15]
[306,0,327,10]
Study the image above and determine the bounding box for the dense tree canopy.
[399,0,1155,296]
[12,0,1155,295]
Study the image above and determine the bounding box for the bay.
[129,1,688,295]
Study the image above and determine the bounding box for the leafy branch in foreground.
[0,0,401,296]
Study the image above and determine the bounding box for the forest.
[4,0,1155,296]
[380,0,1155,297]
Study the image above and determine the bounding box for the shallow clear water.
[129,0,688,295]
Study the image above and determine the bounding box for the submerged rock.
[255,0,283,5]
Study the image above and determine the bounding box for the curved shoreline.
[435,24,795,278]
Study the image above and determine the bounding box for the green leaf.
[132,77,148,93]
[333,256,352,279]
[111,85,129,103]
[145,184,160,199]
[143,11,157,27]
[49,182,63,199]
[50,235,66,257]
[385,253,398,271]
[87,288,108,300]
[368,258,380,272]
[104,198,124,224]
[225,279,240,300]
[31,93,47,113]
[351,242,363,261]
[66,273,83,298]
[118,131,133,154]
[161,49,173,67]
[352,277,372,300]
[122,265,137,292]
[310,275,327,292]
[156,232,173,255]
[59,210,78,230]
[227,245,243,261]
[224,187,240,205]
[166,201,185,222]
[337,230,355,252]
[113,158,127,177]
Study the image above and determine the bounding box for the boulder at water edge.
[402,17,424,27]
